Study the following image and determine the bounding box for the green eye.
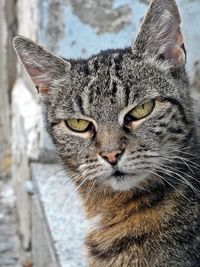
[65,118,91,132]
[127,100,155,121]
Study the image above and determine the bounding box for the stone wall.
[6,0,200,266]
[0,0,16,176]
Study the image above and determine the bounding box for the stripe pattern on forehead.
[87,58,103,106]
[81,61,98,115]
[109,53,127,106]
[80,53,129,111]
[73,95,85,114]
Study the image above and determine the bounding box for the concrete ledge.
[31,163,86,267]
[32,191,60,267]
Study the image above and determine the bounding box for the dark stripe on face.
[124,85,130,106]
[83,62,90,75]
[163,97,190,125]
[114,53,123,72]
[87,234,148,260]
[76,95,85,114]
[88,83,101,104]
[112,81,117,97]
[168,128,184,134]
[182,128,195,145]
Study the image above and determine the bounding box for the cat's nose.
[100,150,123,166]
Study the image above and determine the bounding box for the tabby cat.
[13,0,200,266]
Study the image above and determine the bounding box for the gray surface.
[32,163,86,267]
[0,177,31,267]
[0,0,12,175]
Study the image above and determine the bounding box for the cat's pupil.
[124,114,134,125]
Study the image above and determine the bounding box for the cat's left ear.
[13,36,71,95]
[132,0,186,69]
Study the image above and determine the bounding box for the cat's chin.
[104,173,148,191]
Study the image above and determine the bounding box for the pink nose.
[100,150,123,165]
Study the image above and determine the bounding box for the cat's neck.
[78,179,179,233]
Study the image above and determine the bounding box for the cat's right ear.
[132,0,186,69]
[13,36,71,96]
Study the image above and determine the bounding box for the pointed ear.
[132,0,186,69]
[13,36,71,95]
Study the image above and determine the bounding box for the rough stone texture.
[17,0,39,42]
[44,0,65,52]
[32,163,86,267]
[0,0,12,176]
[0,182,21,267]
[40,0,148,59]
[70,0,131,34]
[5,0,18,101]
[0,176,32,267]
[12,79,41,250]
[32,193,59,267]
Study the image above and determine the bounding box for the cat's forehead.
[70,49,171,104]
[60,50,171,122]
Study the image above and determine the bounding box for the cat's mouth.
[113,171,125,177]
[111,170,137,180]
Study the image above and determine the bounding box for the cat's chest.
[86,193,173,236]
[86,202,170,264]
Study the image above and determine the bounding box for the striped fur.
[13,0,200,266]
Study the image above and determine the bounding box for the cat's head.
[13,0,194,191]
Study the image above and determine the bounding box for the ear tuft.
[132,0,186,69]
[13,36,71,95]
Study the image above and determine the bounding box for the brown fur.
[80,179,181,267]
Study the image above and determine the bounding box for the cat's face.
[46,49,192,191]
[13,0,194,191]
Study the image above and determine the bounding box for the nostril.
[102,155,109,162]
[100,150,124,165]
[116,152,122,159]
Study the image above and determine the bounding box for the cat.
[13,0,200,266]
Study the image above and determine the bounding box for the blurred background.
[0,0,200,267]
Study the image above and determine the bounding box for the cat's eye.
[124,100,155,124]
[65,118,91,132]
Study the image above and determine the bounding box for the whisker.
[85,180,96,202]
[148,169,190,202]
[63,175,88,207]
[45,168,66,186]
[153,164,200,198]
